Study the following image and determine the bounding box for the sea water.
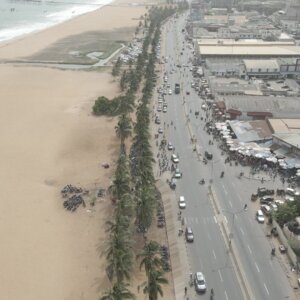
[0,0,113,42]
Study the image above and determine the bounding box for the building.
[197,44,300,59]
[241,59,280,78]
[221,95,300,120]
[273,133,300,156]
[228,120,272,143]
[267,118,300,133]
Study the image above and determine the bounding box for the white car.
[157,106,162,112]
[194,272,206,293]
[174,168,182,178]
[168,89,172,95]
[256,210,265,223]
[171,154,179,163]
[158,127,163,134]
[163,106,167,113]
[178,196,186,209]
[167,142,173,150]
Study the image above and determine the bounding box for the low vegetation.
[97,2,189,299]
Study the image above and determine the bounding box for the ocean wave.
[0,0,113,43]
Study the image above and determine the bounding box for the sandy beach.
[0,1,148,299]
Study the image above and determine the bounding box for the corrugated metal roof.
[243,59,279,70]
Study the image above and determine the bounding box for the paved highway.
[156,12,294,300]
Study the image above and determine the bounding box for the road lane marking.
[212,249,216,260]
[255,262,260,273]
[224,216,228,224]
[264,283,270,295]
[247,245,252,254]
[240,228,245,235]
[207,232,211,240]
[221,183,228,195]
[225,290,229,300]
[229,200,233,208]
[214,216,217,224]
[218,270,223,282]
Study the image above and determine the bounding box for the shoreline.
[0,0,147,60]
[0,0,149,299]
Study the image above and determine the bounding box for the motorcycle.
[220,171,224,178]
[199,179,205,185]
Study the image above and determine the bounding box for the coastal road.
[157,12,294,300]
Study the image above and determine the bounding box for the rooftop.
[273,133,300,149]
[222,95,300,118]
[229,120,272,142]
[268,118,300,133]
[198,46,300,57]
[196,39,295,46]
[243,59,279,70]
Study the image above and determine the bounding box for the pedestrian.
[184,286,187,295]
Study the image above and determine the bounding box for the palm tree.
[137,241,162,275]
[101,282,136,300]
[115,114,132,145]
[140,270,168,300]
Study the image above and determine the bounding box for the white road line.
[212,250,216,260]
[221,183,228,195]
[218,270,223,282]
[229,200,233,208]
[264,283,270,295]
[207,232,211,240]
[214,216,217,224]
[240,228,245,235]
[255,262,260,273]
[247,245,252,254]
[225,290,229,300]
[224,216,228,224]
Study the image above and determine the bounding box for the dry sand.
[0,1,149,299]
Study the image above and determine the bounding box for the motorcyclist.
[210,288,214,299]
[199,179,205,184]
[221,171,224,178]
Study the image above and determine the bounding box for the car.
[261,204,271,216]
[158,127,163,134]
[174,168,182,178]
[178,196,186,209]
[155,116,160,124]
[201,104,207,110]
[285,195,295,202]
[168,89,172,95]
[279,244,287,253]
[269,203,278,212]
[260,196,274,204]
[194,272,206,293]
[256,210,265,223]
[185,227,194,242]
[157,106,162,112]
[163,106,167,113]
[167,142,173,150]
[205,151,213,160]
[171,154,179,163]
[286,188,300,196]
[275,199,285,206]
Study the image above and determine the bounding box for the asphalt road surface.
[155,12,294,300]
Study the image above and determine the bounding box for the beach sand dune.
[0,65,118,300]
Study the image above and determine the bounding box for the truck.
[175,83,180,94]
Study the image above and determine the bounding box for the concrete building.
[267,118,300,134]
[221,95,300,120]
[273,133,300,156]
[197,44,300,59]
[241,59,280,77]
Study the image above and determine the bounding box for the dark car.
[257,187,274,197]
[260,196,274,204]
[205,151,213,160]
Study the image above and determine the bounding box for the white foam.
[0,0,113,43]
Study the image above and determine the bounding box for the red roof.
[216,101,226,109]
[227,109,242,115]
[247,112,273,117]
